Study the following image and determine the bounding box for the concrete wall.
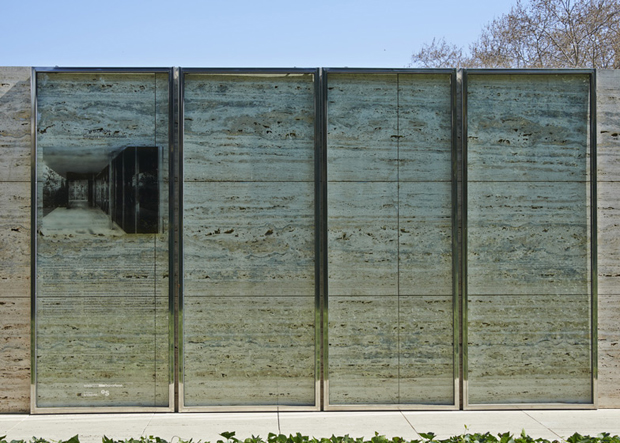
[1,67,619,412]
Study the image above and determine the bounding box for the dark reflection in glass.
[35,72,170,408]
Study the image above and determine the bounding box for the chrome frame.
[321,68,460,411]
[30,67,175,414]
[461,69,597,410]
[24,66,601,414]
[177,67,321,412]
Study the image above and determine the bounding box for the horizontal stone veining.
[468,294,591,404]
[328,182,398,296]
[183,74,315,182]
[35,295,169,407]
[467,74,589,182]
[0,67,31,413]
[326,73,454,406]
[398,295,454,405]
[0,182,31,298]
[183,296,315,407]
[399,181,453,295]
[35,72,170,409]
[328,295,454,405]
[468,181,589,295]
[184,181,315,296]
[328,295,399,404]
[0,67,31,182]
[0,297,30,412]
[398,74,453,182]
[597,70,620,181]
[327,74,399,182]
[597,69,620,408]
[37,73,161,176]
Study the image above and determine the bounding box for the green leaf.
[60,435,81,443]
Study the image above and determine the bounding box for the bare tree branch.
[411,0,620,68]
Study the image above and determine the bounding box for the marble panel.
[37,226,168,299]
[155,73,170,150]
[597,70,620,181]
[398,73,453,182]
[327,73,398,182]
[35,296,169,408]
[467,181,589,295]
[183,73,315,182]
[399,182,453,295]
[0,181,30,298]
[37,73,161,178]
[184,181,314,296]
[598,292,620,407]
[0,67,31,182]
[467,294,592,404]
[467,74,589,182]
[328,182,398,296]
[183,296,316,407]
[328,296,399,405]
[598,181,620,293]
[0,297,30,412]
[399,296,455,405]
[599,347,620,408]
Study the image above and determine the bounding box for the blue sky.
[3,0,516,68]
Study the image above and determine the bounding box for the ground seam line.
[399,409,420,436]
[521,410,564,441]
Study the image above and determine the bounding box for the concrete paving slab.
[278,412,419,440]
[2,410,620,443]
[3,414,154,443]
[143,412,279,442]
[0,416,27,435]
[401,411,557,440]
[525,410,620,437]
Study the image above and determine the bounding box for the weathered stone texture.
[597,69,620,408]
[0,67,31,413]
[468,181,589,295]
[184,182,315,297]
[468,295,592,404]
[466,74,592,406]
[0,67,31,182]
[326,73,456,406]
[0,297,30,412]
[328,295,454,405]
[467,74,590,182]
[183,73,315,182]
[182,73,317,407]
[183,296,316,407]
[34,72,170,408]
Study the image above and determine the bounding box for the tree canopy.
[410,0,620,68]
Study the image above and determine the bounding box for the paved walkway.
[3,410,620,443]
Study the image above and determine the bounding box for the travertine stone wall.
[466,74,592,405]
[1,68,620,412]
[0,67,31,413]
[326,73,455,406]
[182,73,317,407]
[597,69,620,408]
[34,72,170,408]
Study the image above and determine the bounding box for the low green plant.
[2,432,620,443]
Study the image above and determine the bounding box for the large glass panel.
[326,72,455,407]
[466,73,593,405]
[182,72,316,408]
[35,72,171,408]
